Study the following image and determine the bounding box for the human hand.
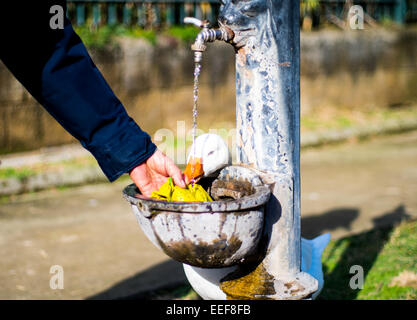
[129,149,186,197]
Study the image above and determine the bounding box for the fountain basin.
[123,165,271,268]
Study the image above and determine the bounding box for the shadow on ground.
[301,208,359,239]
[88,205,411,300]
[87,260,188,300]
[319,204,411,300]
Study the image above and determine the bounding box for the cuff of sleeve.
[85,120,157,182]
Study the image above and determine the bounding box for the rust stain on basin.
[155,232,242,268]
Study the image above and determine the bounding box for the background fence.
[66,0,416,29]
[67,0,221,28]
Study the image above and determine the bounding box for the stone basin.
[123,165,271,268]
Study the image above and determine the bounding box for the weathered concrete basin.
[123,165,271,268]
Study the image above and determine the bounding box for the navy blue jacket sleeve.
[0,1,157,181]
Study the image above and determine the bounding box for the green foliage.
[126,28,157,44]
[301,0,320,14]
[73,24,201,49]
[379,17,399,28]
[165,25,200,43]
[73,25,115,49]
[73,25,157,48]
[112,25,157,45]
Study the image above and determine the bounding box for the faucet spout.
[184,17,234,63]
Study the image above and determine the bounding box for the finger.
[184,173,191,185]
[165,157,186,188]
[175,172,187,188]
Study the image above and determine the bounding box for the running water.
[191,61,202,186]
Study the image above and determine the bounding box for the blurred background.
[0,0,416,300]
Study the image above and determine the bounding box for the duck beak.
[184,156,204,185]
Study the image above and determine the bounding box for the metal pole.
[218,0,317,299]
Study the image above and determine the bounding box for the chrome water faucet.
[184,17,234,63]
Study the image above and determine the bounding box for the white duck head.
[184,133,231,184]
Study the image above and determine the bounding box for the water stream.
[190,61,202,186]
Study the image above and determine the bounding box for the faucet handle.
[184,17,210,29]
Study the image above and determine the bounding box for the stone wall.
[1,29,416,154]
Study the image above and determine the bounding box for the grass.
[155,219,417,300]
[320,219,417,299]
[0,155,99,187]
[2,156,97,175]
[74,25,118,49]
[300,105,417,133]
[0,168,36,181]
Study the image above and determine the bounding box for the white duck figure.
[182,133,331,300]
[183,133,231,184]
